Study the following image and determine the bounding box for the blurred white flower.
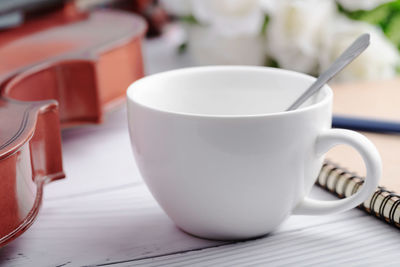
[266,0,335,74]
[319,18,400,82]
[187,25,265,65]
[336,0,393,11]
[163,0,400,81]
[160,0,192,17]
[191,0,264,36]
[259,0,277,14]
[183,0,266,65]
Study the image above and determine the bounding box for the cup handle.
[293,129,381,215]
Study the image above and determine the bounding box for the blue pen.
[332,115,400,134]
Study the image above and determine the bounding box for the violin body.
[0,4,146,246]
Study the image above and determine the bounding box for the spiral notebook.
[317,160,400,228]
[319,79,400,229]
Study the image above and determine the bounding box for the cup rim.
[127,66,333,118]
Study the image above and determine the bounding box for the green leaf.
[385,14,400,46]
[264,56,279,68]
[261,14,270,36]
[178,42,188,54]
[337,1,400,28]
[180,14,200,25]
[337,0,400,52]
[341,4,392,26]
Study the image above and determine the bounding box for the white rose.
[266,0,335,74]
[319,17,400,82]
[187,25,266,66]
[191,0,264,36]
[160,0,192,17]
[259,0,277,14]
[336,0,392,11]
[183,0,266,65]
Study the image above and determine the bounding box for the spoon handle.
[286,33,370,111]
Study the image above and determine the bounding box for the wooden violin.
[0,2,146,246]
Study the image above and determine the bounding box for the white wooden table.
[1,26,400,267]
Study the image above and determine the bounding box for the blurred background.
[160,0,400,83]
[1,0,400,83]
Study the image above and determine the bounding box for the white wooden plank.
[1,184,226,267]
[129,214,400,267]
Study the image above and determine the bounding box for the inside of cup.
[128,66,331,116]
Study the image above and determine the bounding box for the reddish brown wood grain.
[0,3,146,247]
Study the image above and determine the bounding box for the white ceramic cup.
[127,66,381,240]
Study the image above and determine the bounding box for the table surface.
[1,25,400,267]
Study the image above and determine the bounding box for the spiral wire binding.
[317,161,400,229]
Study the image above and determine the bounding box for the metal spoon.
[286,33,370,111]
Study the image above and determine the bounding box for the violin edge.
[0,171,65,247]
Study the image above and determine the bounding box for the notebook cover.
[316,79,400,228]
[328,79,400,193]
